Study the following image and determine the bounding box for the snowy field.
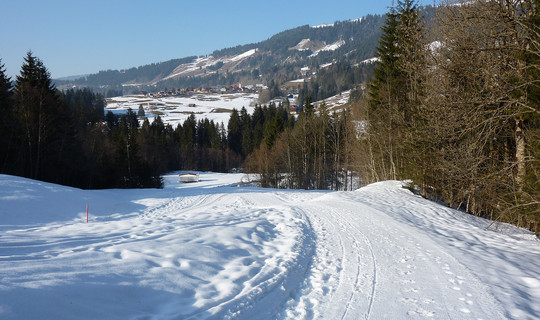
[0,173,539,319]
[106,93,259,127]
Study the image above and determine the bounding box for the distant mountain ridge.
[56,6,436,97]
[55,15,384,91]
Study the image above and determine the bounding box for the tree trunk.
[515,116,526,188]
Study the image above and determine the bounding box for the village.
[140,83,262,99]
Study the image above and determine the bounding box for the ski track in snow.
[0,174,539,319]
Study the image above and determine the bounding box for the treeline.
[245,99,357,190]
[357,0,540,234]
[69,56,197,87]
[0,52,163,188]
[0,52,294,189]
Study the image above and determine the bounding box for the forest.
[362,0,540,235]
[246,0,540,235]
[0,0,538,234]
[0,53,294,189]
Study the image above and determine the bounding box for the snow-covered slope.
[0,174,538,319]
[163,49,259,81]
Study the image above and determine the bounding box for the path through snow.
[0,173,538,319]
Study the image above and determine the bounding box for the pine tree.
[13,51,69,181]
[366,0,427,182]
[395,0,428,186]
[0,60,14,172]
[182,114,197,169]
[0,59,11,107]
[227,108,242,155]
[367,6,403,180]
[138,104,145,117]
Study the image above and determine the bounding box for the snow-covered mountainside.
[56,11,398,91]
[162,49,259,81]
[0,173,538,319]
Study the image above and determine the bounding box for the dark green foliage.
[297,61,374,105]
[1,53,163,189]
[13,52,68,181]
[74,56,197,87]
[365,0,427,181]
[0,59,12,106]
[227,109,243,155]
[1,48,300,189]
[0,59,14,173]
[138,104,145,117]
[62,87,105,125]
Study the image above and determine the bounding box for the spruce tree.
[13,51,69,181]
[0,59,11,107]
[138,104,145,117]
[367,7,402,180]
[227,109,242,155]
[366,0,427,182]
[395,0,428,186]
[0,60,14,172]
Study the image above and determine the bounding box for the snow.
[312,23,334,29]
[290,39,314,52]
[105,92,258,127]
[310,40,345,57]
[289,79,305,83]
[321,40,345,52]
[320,62,334,69]
[360,57,379,64]
[313,89,351,111]
[429,41,443,53]
[229,49,257,63]
[309,40,345,57]
[1,174,539,319]
[163,49,259,81]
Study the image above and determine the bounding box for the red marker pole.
[86,205,89,223]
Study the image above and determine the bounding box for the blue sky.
[1,0,435,79]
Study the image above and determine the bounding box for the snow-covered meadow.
[106,92,259,127]
[0,173,539,319]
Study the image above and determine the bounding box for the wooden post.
[86,205,89,223]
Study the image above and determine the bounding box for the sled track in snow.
[361,226,377,320]
[336,210,378,320]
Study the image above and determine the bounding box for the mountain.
[56,6,436,100]
[56,15,385,92]
[56,74,89,81]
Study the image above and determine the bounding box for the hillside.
[55,14,390,94]
[56,6,438,102]
[0,172,538,319]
